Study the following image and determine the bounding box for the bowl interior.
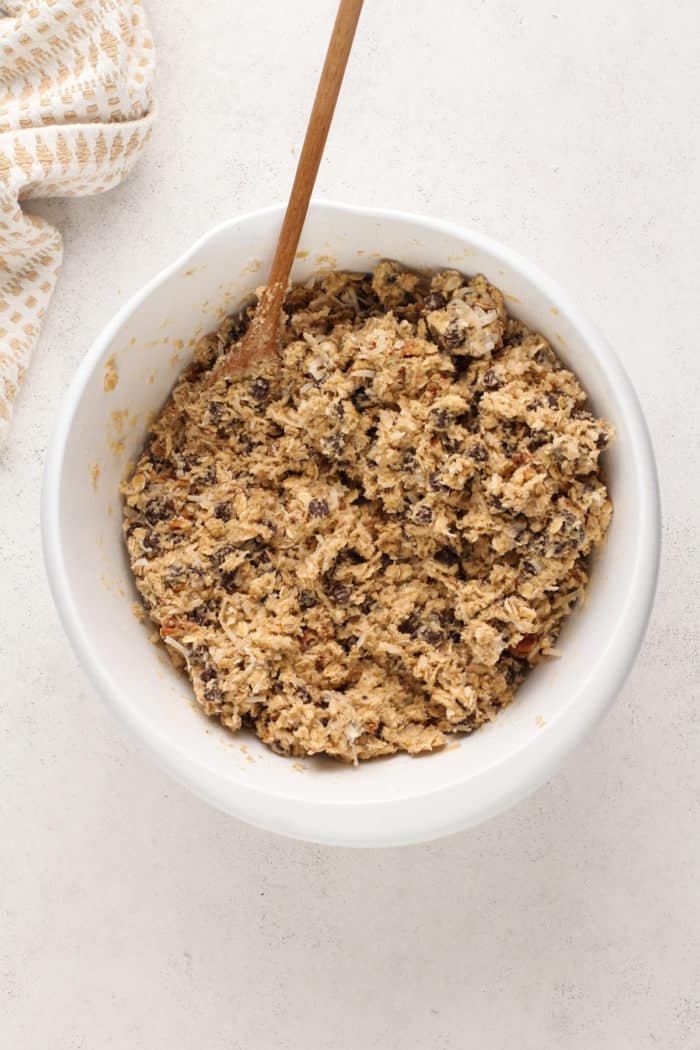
[45,203,657,843]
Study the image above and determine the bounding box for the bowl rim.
[41,200,661,846]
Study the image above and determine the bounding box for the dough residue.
[104,354,119,392]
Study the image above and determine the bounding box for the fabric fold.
[0,0,155,443]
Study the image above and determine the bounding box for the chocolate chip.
[434,546,459,567]
[596,431,609,450]
[213,543,235,566]
[195,466,217,488]
[250,377,270,403]
[443,320,465,350]
[329,582,353,604]
[430,407,453,429]
[179,453,200,473]
[144,498,174,525]
[190,603,214,625]
[351,385,370,410]
[441,435,462,453]
[308,498,329,518]
[412,504,433,524]
[469,442,488,463]
[402,450,418,472]
[547,392,559,409]
[208,400,225,421]
[398,613,419,637]
[204,684,223,703]
[142,532,160,557]
[421,628,444,645]
[214,502,232,521]
[502,660,521,685]
[321,433,346,459]
[298,590,318,610]
[423,291,446,312]
[530,534,547,554]
[429,472,449,492]
[220,570,237,593]
[483,368,501,390]
[200,666,216,683]
[503,326,525,349]
[250,548,271,570]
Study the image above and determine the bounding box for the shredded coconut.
[121,261,613,761]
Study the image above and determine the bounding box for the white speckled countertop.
[1,2,698,1046]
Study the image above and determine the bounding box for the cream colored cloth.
[0,0,155,444]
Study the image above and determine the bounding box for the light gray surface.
[1,1,698,1046]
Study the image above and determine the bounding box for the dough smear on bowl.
[122,261,613,761]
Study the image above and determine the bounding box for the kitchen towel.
[0,0,155,445]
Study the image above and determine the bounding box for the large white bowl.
[42,202,660,847]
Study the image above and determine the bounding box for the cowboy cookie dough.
[122,262,613,762]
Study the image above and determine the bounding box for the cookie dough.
[121,261,613,762]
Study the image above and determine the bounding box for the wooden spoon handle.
[213,0,363,381]
[260,0,364,324]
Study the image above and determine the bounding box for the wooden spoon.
[214,0,364,382]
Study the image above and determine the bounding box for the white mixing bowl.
[42,202,660,847]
